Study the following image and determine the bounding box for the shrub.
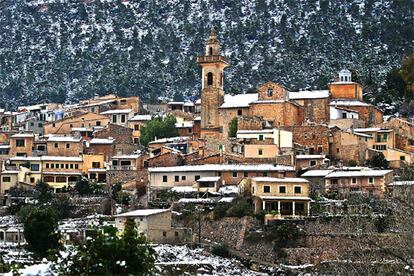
[270,222,302,248]
[227,198,252,217]
[373,215,390,233]
[228,117,238,137]
[34,180,53,204]
[214,203,231,219]
[368,152,388,169]
[211,243,231,258]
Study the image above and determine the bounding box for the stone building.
[44,112,109,135]
[46,136,83,157]
[9,133,35,157]
[93,124,135,155]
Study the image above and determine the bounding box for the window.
[352,178,357,184]
[112,115,117,123]
[16,139,25,147]
[44,176,54,182]
[75,164,79,169]
[331,179,338,185]
[181,176,186,181]
[66,143,70,149]
[92,162,100,168]
[373,145,387,151]
[38,123,43,127]
[175,231,179,237]
[294,186,302,194]
[70,164,73,169]
[30,122,34,126]
[120,99,127,105]
[267,88,273,97]
[30,164,40,171]
[174,175,179,182]
[195,175,200,181]
[209,47,213,55]
[65,164,69,169]
[163,175,168,182]
[70,124,73,128]
[310,160,317,166]
[279,186,286,193]
[163,231,167,237]
[30,177,35,183]
[342,113,347,119]
[188,128,192,134]
[244,171,248,177]
[56,176,66,183]
[96,121,101,126]
[2,177,11,182]
[258,135,264,141]
[400,156,406,161]
[134,124,140,131]
[54,143,58,148]
[46,163,50,169]
[51,164,55,169]
[134,138,139,144]
[232,172,238,178]
[52,123,56,127]
[237,109,242,116]
[368,177,374,184]
[263,172,268,177]
[258,149,263,156]
[263,186,270,193]
[207,72,213,86]
[121,114,126,123]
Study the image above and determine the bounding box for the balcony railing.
[196,55,229,64]
[109,165,136,171]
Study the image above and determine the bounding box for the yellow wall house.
[114,209,191,244]
[128,114,152,144]
[251,177,311,224]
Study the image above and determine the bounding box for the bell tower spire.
[197,28,229,139]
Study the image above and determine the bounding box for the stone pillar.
[277,201,281,214]
[307,201,310,216]
[262,200,266,211]
[292,201,296,216]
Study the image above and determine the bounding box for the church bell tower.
[196,28,229,139]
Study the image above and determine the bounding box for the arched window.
[209,47,213,55]
[207,72,213,86]
[267,88,273,97]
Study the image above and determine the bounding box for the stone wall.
[237,116,263,131]
[287,125,330,154]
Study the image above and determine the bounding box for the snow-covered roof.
[100,109,133,115]
[1,170,19,174]
[184,102,195,107]
[171,187,198,193]
[330,100,369,107]
[194,116,201,121]
[325,170,393,178]
[149,136,189,144]
[168,101,184,105]
[197,176,221,182]
[252,177,309,183]
[41,156,83,162]
[237,129,274,134]
[259,196,311,200]
[296,155,326,159]
[178,198,215,203]
[47,136,81,142]
[354,132,373,138]
[11,133,34,138]
[218,185,239,194]
[115,209,170,217]
[149,164,295,173]
[89,138,115,144]
[0,145,10,149]
[218,197,235,203]
[88,168,106,172]
[354,128,381,132]
[71,127,93,132]
[289,90,329,99]
[112,154,141,159]
[389,181,414,186]
[175,122,194,128]
[130,114,152,121]
[195,99,201,104]
[220,93,258,109]
[301,170,334,177]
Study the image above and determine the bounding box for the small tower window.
[267,88,273,97]
[207,72,213,86]
[209,47,213,56]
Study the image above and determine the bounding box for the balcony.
[196,55,229,64]
[109,165,136,171]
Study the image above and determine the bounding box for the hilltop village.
[0,31,413,273]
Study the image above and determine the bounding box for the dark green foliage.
[0,1,411,110]
[140,115,178,146]
[74,177,93,196]
[214,202,232,219]
[59,220,155,275]
[211,243,231,258]
[226,198,252,217]
[368,153,388,169]
[324,190,339,200]
[52,195,74,219]
[270,222,302,248]
[228,117,238,138]
[19,206,61,256]
[34,180,53,204]
[373,215,390,233]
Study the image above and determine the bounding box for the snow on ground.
[154,244,266,275]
